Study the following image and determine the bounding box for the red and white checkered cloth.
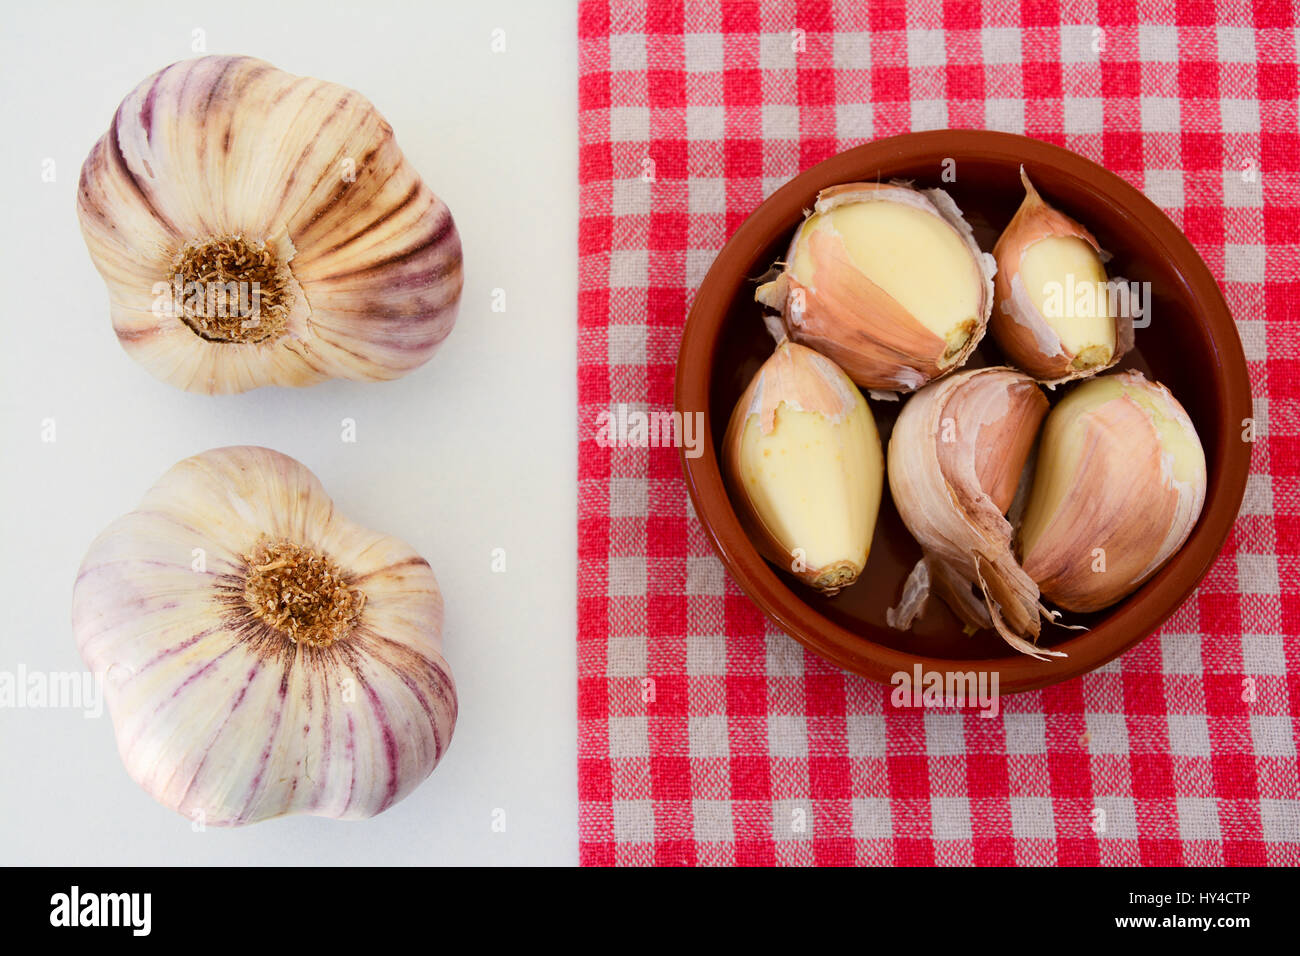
[576,0,1299,865]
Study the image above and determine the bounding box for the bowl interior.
[680,131,1250,690]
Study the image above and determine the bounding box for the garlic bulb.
[887,366,1066,659]
[723,340,883,594]
[72,446,456,825]
[77,56,463,394]
[1020,370,1206,612]
[755,182,995,394]
[990,169,1132,383]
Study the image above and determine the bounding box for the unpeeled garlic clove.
[722,340,884,594]
[887,366,1066,659]
[1019,370,1206,613]
[756,182,995,395]
[990,168,1133,384]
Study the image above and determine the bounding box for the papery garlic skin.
[990,168,1132,384]
[1020,370,1207,613]
[72,447,456,826]
[77,56,463,394]
[723,341,883,594]
[756,183,995,394]
[887,366,1065,659]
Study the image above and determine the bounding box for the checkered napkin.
[577,0,1299,865]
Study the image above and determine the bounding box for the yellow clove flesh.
[723,341,884,594]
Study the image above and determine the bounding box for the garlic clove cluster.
[72,446,457,825]
[727,171,1204,658]
[756,183,995,394]
[77,56,463,394]
[1019,370,1207,612]
[990,169,1132,384]
[723,341,884,594]
[886,366,1066,659]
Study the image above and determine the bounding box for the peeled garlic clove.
[722,340,884,594]
[77,56,463,394]
[990,168,1133,384]
[887,366,1066,659]
[72,446,456,825]
[755,182,995,394]
[1019,370,1206,612]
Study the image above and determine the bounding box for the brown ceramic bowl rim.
[676,129,1252,693]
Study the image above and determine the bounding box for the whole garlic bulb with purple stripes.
[77,55,462,394]
[72,446,457,826]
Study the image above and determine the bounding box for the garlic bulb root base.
[809,560,859,595]
[171,235,293,344]
[1071,343,1111,370]
[943,320,977,363]
[241,538,366,649]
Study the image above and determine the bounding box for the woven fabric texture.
[577,0,1299,866]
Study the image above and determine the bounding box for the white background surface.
[0,0,579,864]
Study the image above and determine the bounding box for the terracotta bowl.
[676,130,1252,693]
